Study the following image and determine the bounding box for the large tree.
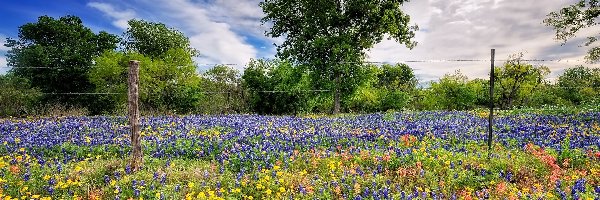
[122,19,197,58]
[90,20,202,114]
[544,0,600,63]
[260,0,418,113]
[494,53,550,109]
[4,15,119,107]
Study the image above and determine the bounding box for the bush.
[0,75,42,117]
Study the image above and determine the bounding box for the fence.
[3,51,600,156]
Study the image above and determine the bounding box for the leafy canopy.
[557,66,600,104]
[90,19,202,114]
[123,19,198,58]
[544,0,600,63]
[4,15,119,107]
[494,53,550,109]
[260,0,418,113]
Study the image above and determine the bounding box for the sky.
[0,0,598,83]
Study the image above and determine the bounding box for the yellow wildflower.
[197,192,206,198]
[300,170,307,176]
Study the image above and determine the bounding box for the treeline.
[2,16,600,117]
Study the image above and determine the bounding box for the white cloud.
[0,35,9,74]
[368,0,600,83]
[0,56,8,74]
[87,2,136,30]
[88,0,258,71]
[0,56,6,67]
[86,0,600,81]
[150,0,257,69]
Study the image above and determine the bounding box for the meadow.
[1,111,599,200]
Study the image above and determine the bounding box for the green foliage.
[494,53,550,109]
[348,85,381,113]
[89,19,203,115]
[544,0,600,63]
[381,90,411,111]
[90,50,203,114]
[260,0,418,113]
[0,74,42,117]
[346,64,415,113]
[523,85,570,108]
[467,78,490,108]
[423,71,477,110]
[197,65,246,114]
[122,19,197,58]
[242,59,314,114]
[4,15,119,109]
[377,63,418,91]
[556,66,600,105]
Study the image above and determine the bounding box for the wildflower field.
[1,112,599,200]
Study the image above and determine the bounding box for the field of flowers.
[1,111,599,200]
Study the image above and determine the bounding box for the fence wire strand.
[3,58,599,69]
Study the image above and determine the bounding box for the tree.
[199,65,245,114]
[4,15,119,108]
[89,19,203,114]
[260,0,418,113]
[90,49,203,114]
[467,78,489,108]
[377,63,418,91]
[556,66,600,105]
[0,74,42,117]
[544,0,600,63]
[242,59,313,114]
[123,19,198,58]
[347,63,415,112]
[494,53,550,109]
[422,71,477,110]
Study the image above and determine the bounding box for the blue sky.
[1,0,598,82]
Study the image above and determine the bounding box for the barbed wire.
[34,89,332,95]
[28,86,600,96]
[3,58,599,69]
[41,92,122,95]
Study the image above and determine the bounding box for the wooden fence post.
[128,60,142,171]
